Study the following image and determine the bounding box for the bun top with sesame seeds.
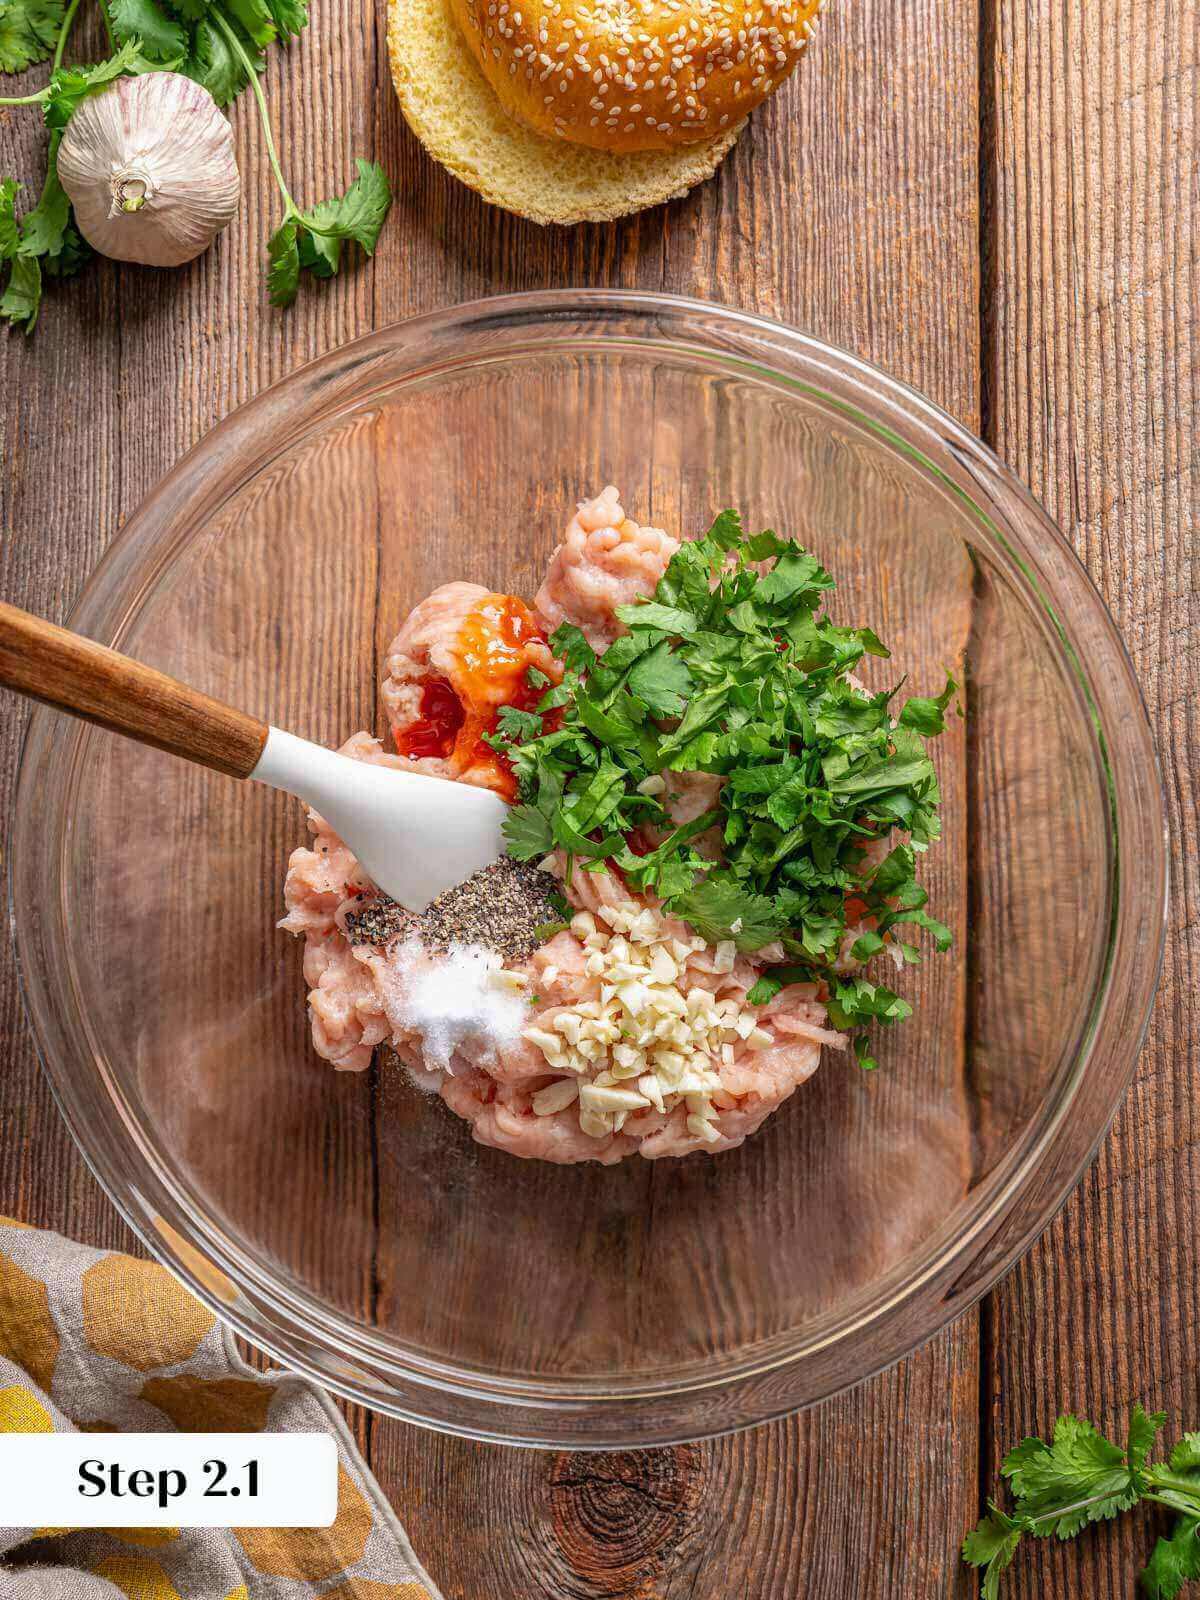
[387,0,747,224]
[447,0,826,154]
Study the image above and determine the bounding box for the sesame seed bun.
[387,0,746,223]
[451,0,825,154]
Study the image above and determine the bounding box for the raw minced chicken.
[533,483,679,650]
[281,487,849,1164]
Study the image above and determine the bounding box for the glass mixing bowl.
[12,292,1166,1447]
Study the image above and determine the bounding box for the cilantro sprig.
[489,509,956,1063]
[966,1406,1200,1598]
[0,0,390,326]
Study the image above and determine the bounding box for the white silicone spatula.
[0,601,509,910]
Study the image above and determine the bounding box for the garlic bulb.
[57,73,240,268]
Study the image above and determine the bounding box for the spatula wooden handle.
[0,601,269,779]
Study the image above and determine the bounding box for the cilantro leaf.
[266,217,299,306]
[222,0,276,48]
[754,547,835,607]
[0,0,64,72]
[1142,1521,1200,1599]
[301,159,391,254]
[899,673,958,736]
[265,0,306,35]
[285,162,393,294]
[962,1507,1023,1600]
[491,704,543,743]
[827,755,935,798]
[764,774,815,830]
[549,623,596,675]
[826,977,912,1031]
[626,638,692,717]
[849,929,886,962]
[565,760,627,835]
[615,600,699,636]
[575,689,654,758]
[670,879,784,950]
[0,179,20,257]
[853,626,891,658]
[183,16,250,104]
[871,845,916,896]
[706,508,744,550]
[887,906,952,952]
[852,1034,878,1070]
[0,249,40,330]
[105,0,188,58]
[297,219,339,276]
[14,138,68,258]
[502,803,554,861]
[656,684,729,764]
[1,138,87,328]
[746,964,813,1007]
[1130,1406,1168,1473]
[743,528,789,561]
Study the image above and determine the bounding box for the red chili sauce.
[394,678,465,760]
[393,594,552,801]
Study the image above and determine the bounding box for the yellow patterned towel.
[0,1217,441,1600]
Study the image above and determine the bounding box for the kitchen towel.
[0,1216,442,1600]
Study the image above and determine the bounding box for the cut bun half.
[386,0,745,225]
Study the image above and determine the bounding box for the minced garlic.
[521,900,771,1143]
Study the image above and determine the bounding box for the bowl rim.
[10,288,1169,1447]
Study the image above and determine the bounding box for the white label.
[0,1433,338,1527]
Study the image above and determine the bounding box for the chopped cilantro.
[898,673,959,736]
[852,1036,879,1071]
[485,510,958,1065]
[502,803,555,860]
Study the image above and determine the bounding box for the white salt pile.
[377,940,527,1072]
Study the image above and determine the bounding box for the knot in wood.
[548,1445,702,1596]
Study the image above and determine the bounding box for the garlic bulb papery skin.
[57,73,241,268]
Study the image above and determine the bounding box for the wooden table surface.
[1,0,1195,1594]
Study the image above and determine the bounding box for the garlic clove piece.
[57,72,241,268]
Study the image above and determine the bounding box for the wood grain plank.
[366,0,984,1594]
[0,9,136,1265]
[982,0,1198,1592]
[0,0,982,1591]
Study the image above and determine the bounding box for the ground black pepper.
[343,856,564,963]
